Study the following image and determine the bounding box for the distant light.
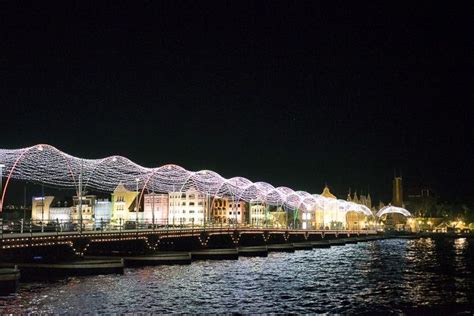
[37,145,44,151]
[112,157,117,162]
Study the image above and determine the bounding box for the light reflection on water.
[0,238,473,314]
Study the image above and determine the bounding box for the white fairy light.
[0,144,373,218]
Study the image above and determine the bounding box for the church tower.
[353,191,359,203]
[392,172,403,207]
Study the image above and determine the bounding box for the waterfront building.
[211,197,245,224]
[31,196,72,223]
[249,200,266,226]
[347,189,372,209]
[406,188,435,217]
[49,203,72,223]
[143,193,169,224]
[269,207,287,227]
[31,196,54,223]
[72,195,97,227]
[345,204,367,230]
[110,184,141,223]
[168,188,206,225]
[346,189,373,230]
[301,207,312,229]
[94,199,112,228]
[314,185,344,229]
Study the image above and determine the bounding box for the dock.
[0,267,20,295]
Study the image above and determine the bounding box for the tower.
[353,191,359,203]
[392,173,403,207]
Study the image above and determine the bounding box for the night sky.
[1,2,473,204]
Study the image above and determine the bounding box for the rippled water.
[1,238,473,314]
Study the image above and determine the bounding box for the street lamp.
[0,164,4,211]
[151,191,155,230]
[135,178,140,227]
[0,164,4,233]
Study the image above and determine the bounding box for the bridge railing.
[0,218,375,238]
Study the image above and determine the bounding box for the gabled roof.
[321,185,336,199]
[113,183,131,193]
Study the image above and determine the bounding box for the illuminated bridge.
[0,144,411,262]
[0,144,374,216]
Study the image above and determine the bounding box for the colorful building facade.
[143,193,169,224]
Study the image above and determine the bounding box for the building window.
[181,193,186,198]
[188,194,195,199]
[189,202,195,206]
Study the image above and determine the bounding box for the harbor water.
[0,238,473,314]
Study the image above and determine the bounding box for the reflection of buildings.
[211,197,244,224]
[111,184,140,223]
[168,188,206,225]
[143,193,169,224]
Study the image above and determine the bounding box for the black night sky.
[1,2,473,204]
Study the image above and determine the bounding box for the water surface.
[0,238,473,314]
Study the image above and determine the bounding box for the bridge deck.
[1,227,376,240]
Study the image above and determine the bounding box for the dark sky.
[1,2,473,204]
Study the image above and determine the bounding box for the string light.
[0,144,374,218]
[376,206,412,218]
